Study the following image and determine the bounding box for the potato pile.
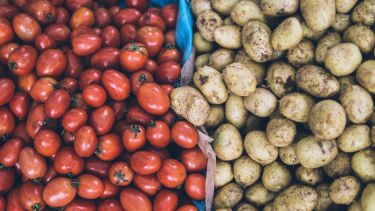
[186,0,375,210]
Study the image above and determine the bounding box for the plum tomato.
[184,173,206,200]
[137,82,170,115]
[42,177,77,207]
[181,147,208,172]
[157,159,186,188]
[109,161,134,186]
[146,120,170,148]
[133,174,161,196]
[119,42,148,72]
[122,124,146,152]
[171,121,198,149]
[130,150,161,175]
[120,188,152,211]
[153,190,178,211]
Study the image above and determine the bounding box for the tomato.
[70,7,94,29]
[44,89,71,118]
[12,123,32,146]
[177,205,198,211]
[83,157,109,179]
[36,49,67,77]
[181,147,207,172]
[136,26,164,57]
[59,77,79,94]
[147,146,170,160]
[26,0,56,25]
[153,190,178,211]
[155,61,181,83]
[25,104,50,138]
[157,158,186,188]
[30,77,57,103]
[122,124,146,152]
[0,78,15,106]
[113,8,141,26]
[165,30,176,44]
[8,45,38,76]
[95,7,112,28]
[143,58,158,73]
[34,129,61,157]
[0,168,15,193]
[160,84,174,96]
[77,174,104,199]
[137,82,170,115]
[79,68,101,88]
[146,120,170,148]
[120,188,152,211]
[62,131,75,144]
[184,173,206,200]
[19,181,45,211]
[0,18,13,46]
[54,146,84,175]
[110,101,127,121]
[65,198,96,211]
[161,4,178,28]
[43,166,58,183]
[130,151,161,175]
[98,198,123,211]
[127,102,154,126]
[0,107,15,138]
[120,24,137,44]
[74,125,97,157]
[171,121,198,149]
[109,161,134,186]
[0,138,23,167]
[101,179,120,199]
[62,108,88,133]
[65,48,83,78]
[89,47,119,70]
[0,195,4,211]
[101,69,131,101]
[108,6,120,15]
[0,42,19,65]
[101,26,120,48]
[133,174,160,196]
[146,7,161,15]
[12,13,41,42]
[0,5,19,20]
[44,23,71,44]
[19,147,47,179]
[83,84,107,107]
[96,133,123,161]
[6,188,23,211]
[42,177,77,207]
[54,7,70,24]
[125,0,147,11]
[138,12,166,32]
[34,34,56,52]
[158,44,181,63]
[119,42,148,72]
[72,33,103,56]
[65,0,93,12]
[130,70,153,95]
[9,92,30,120]
[90,105,115,135]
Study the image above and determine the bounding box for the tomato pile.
[0,0,207,210]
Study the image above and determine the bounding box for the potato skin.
[315,32,342,64]
[245,183,275,206]
[214,183,244,209]
[352,0,375,26]
[300,0,336,32]
[231,1,265,26]
[262,161,292,192]
[214,25,242,49]
[266,118,296,147]
[242,21,273,63]
[209,49,235,71]
[273,185,318,211]
[233,156,261,188]
[361,183,375,211]
[211,0,239,15]
[195,53,210,69]
[316,184,333,211]
[260,0,299,17]
[235,50,266,84]
[244,88,277,117]
[279,143,300,165]
[271,17,303,51]
[215,161,234,188]
[266,62,296,97]
[329,176,360,205]
[302,22,325,41]
[235,203,257,211]
[196,10,223,41]
[194,32,213,53]
[336,0,358,13]
[279,92,315,123]
[356,60,375,94]
[344,25,375,54]
[323,151,352,178]
[332,14,351,33]
[222,62,257,97]
[225,95,247,129]
[296,166,323,185]
[351,149,375,183]
[244,131,278,165]
[324,43,362,77]
[190,0,211,16]
[296,65,340,98]
[205,104,225,129]
[213,124,243,161]
[287,39,315,67]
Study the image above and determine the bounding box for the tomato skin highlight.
[184,173,206,200]
[137,82,170,115]
[120,188,152,211]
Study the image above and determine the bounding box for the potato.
[244,88,277,117]
[262,161,292,192]
[300,0,335,32]
[272,185,318,211]
[279,143,300,165]
[296,166,323,185]
[339,125,371,154]
[242,114,266,134]
[352,0,375,26]
[340,85,374,123]
[235,203,257,211]
[287,39,315,67]
[190,0,211,16]
[222,63,257,97]
[324,43,362,77]
[231,1,265,26]
[338,75,357,95]
[349,201,362,211]
[215,161,234,188]
[225,95,248,129]
[302,22,325,41]
[214,183,244,209]
[171,86,210,126]
[260,0,299,17]
[336,0,358,13]
[242,21,273,63]
[308,100,346,140]
[266,62,296,97]
[197,10,223,41]
[323,151,352,178]
[266,118,296,147]
[351,149,375,183]
[195,53,210,69]
[223,17,234,25]
[316,184,333,211]
[194,32,213,53]
[271,17,303,51]
[361,183,375,211]
[372,126,375,144]
[329,176,360,205]
[263,202,273,211]
[205,104,225,129]
[244,131,278,165]
[315,32,342,64]
[209,49,235,71]
[193,66,228,104]
[211,0,239,15]
[245,183,276,206]
[234,50,266,84]
[233,156,261,188]
[213,25,242,49]
[215,209,232,211]
[344,25,375,54]
[356,60,375,94]
[296,65,340,98]
[213,124,243,161]
[332,14,351,32]
[279,92,315,123]
[296,136,338,168]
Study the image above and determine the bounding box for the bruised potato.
[211,0,239,15]
[214,25,242,49]
[315,32,342,64]
[287,39,315,67]
[357,60,375,94]
[266,62,296,97]
[245,183,275,206]
[279,92,315,123]
[271,17,303,51]
[329,176,360,205]
[214,183,244,209]
[273,185,318,211]
[300,0,336,32]
[231,1,265,26]
[260,0,299,17]
[262,161,292,192]
[279,143,299,165]
[222,62,257,97]
[324,43,362,77]
[344,25,375,54]
[209,48,235,71]
[225,95,247,129]
[233,156,261,188]
[351,149,375,183]
[194,32,213,53]
[323,151,352,178]
[215,161,233,188]
[196,10,223,41]
[244,131,278,165]
[296,166,323,186]
[266,118,296,147]
[351,0,375,26]
[205,104,225,129]
[213,124,243,161]
[244,88,277,117]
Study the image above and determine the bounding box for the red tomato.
[0,107,15,138]
[74,125,97,157]
[53,146,84,176]
[133,174,161,196]
[95,7,112,28]
[59,77,79,95]
[0,18,13,46]
[65,48,83,78]
[122,124,146,152]
[0,42,19,65]
[125,0,148,11]
[30,77,57,103]
[72,33,103,56]
[62,108,88,133]
[157,159,186,188]
[143,58,158,73]
[153,190,178,211]
[6,188,23,211]
[127,102,154,126]
[12,13,41,42]
[108,6,121,15]
[109,161,134,186]
[138,12,166,32]
[43,166,58,183]
[65,198,96,211]
[98,198,123,211]
[18,72,37,94]
[71,93,89,110]
[0,195,4,211]
[160,84,174,96]
[19,147,47,179]
[8,45,38,76]
[65,0,93,12]
[137,82,170,115]
[24,104,49,139]
[36,49,67,77]
[136,26,164,57]
[120,24,137,44]
[90,47,120,70]
[171,121,198,149]
[79,68,101,88]
[34,34,57,52]
[161,4,178,28]
[146,7,161,15]
[147,146,170,160]
[44,89,71,119]
[165,30,176,44]
[101,69,131,101]
[184,173,206,200]
[70,7,94,29]
[90,105,115,135]
[113,8,141,26]
[119,42,148,72]
[26,0,56,25]
[146,120,170,148]
[130,70,154,95]
[96,133,123,161]
[54,7,70,24]
[83,84,107,107]
[12,123,32,145]
[120,188,152,211]
[177,205,198,211]
[181,147,208,172]
[0,168,15,193]
[34,129,61,157]
[84,157,111,178]
[0,78,15,106]
[0,138,24,167]
[158,44,181,63]
[101,179,121,199]
[42,177,77,207]
[130,151,161,175]
[19,181,45,211]
[44,23,71,44]
[77,174,104,199]
[155,61,181,83]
